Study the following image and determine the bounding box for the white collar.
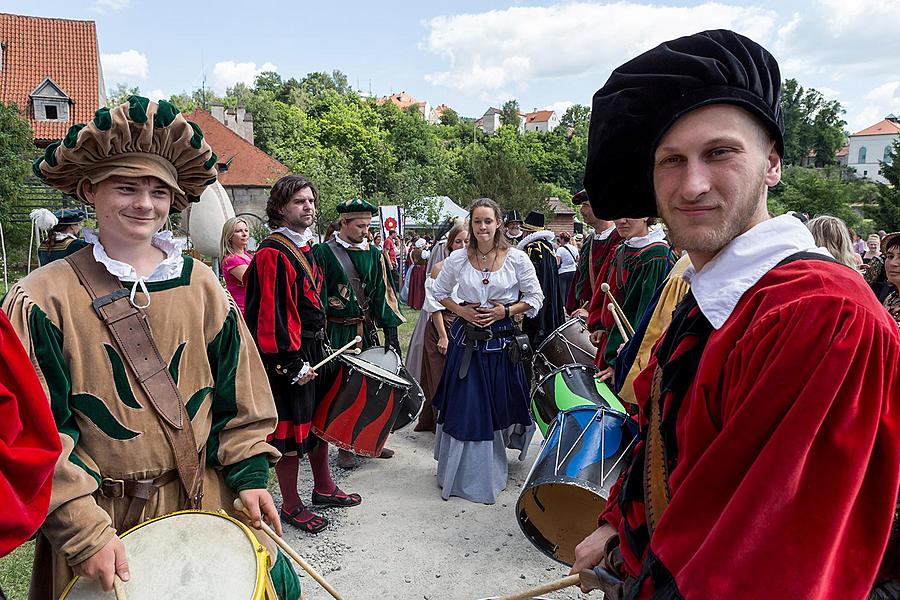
[51,231,77,242]
[685,215,830,329]
[334,233,369,250]
[624,225,666,248]
[83,228,184,283]
[271,226,313,248]
[595,224,616,241]
[516,229,555,250]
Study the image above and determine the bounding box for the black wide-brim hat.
[584,29,784,219]
[504,210,523,224]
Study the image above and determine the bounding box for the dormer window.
[30,77,71,122]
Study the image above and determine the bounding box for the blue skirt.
[432,317,533,442]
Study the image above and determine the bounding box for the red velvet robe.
[602,259,900,598]
[0,309,61,557]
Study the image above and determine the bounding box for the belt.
[327,316,365,325]
[99,469,180,531]
[301,329,326,340]
[458,321,517,379]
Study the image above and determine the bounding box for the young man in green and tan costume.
[4,96,301,599]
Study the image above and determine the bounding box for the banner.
[379,205,403,240]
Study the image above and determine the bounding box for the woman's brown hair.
[466,198,509,255]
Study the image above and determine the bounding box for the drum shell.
[530,364,626,437]
[60,510,269,599]
[532,317,596,382]
[516,406,637,566]
[357,347,424,432]
[312,355,410,457]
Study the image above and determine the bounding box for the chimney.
[210,103,225,123]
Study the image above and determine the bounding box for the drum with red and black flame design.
[312,354,411,457]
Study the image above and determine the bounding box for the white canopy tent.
[370,196,468,229]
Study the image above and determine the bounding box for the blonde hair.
[807,216,857,269]
[219,217,249,259]
[446,223,468,250]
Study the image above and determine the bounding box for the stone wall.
[227,186,269,222]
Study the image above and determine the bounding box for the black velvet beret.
[584,29,784,219]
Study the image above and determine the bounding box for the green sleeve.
[223,454,270,492]
[369,249,405,328]
[603,251,675,367]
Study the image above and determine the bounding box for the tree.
[781,79,847,167]
[769,165,873,228]
[470,152,548,214]
[0,102,35,232]
[500,99,521,129]
[872,140,900,231]
[439,107,460,126]
[107,83,141,107]
[559,104,591,137]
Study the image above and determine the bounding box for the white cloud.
[844,80,900,132]
[422,2,777,97]
[542,100,575,115]
[865,81,900,103]
[90,0,130,13]
[212,61,277,93]
[147,89,167,103]
[101,49,149,81]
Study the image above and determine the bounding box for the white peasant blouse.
[432,247,544,318]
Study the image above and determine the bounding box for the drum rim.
[59,509,269,599]
[341,354,411,387]
[533,316,589,355]
[357,347,402,372]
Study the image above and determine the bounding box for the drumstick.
[233,499,345,600]
[609,303,630,344]
[496,574,580,599]
[310,336,363,371]
[496,568,610,600]
[113,576,127,600]
[600,282,635,336]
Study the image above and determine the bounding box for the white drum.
[60,510,270,599]
[188,181,235,258]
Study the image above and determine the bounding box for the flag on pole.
[379,205,403,240]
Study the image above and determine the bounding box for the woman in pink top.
[220,217,253,314]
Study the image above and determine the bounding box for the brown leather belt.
[327,316,365,325]
[99,470,180,531]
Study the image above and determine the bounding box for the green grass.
[0,541,33,600]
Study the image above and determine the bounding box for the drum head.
[357,347,401,374]
[517,406,637,566]
[532,317,595,379]
[61,511,266,599]
[342,354,410,388]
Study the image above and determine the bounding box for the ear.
[764,142,782,187]
[81,180,97,205]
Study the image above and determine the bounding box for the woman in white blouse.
[431,198,544,504]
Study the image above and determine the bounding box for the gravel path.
[272,428,591,600]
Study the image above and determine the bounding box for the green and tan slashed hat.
[337,198,377,220]
[32,96,218,212]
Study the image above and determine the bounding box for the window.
[864,170,868,176]
[44,105,58,120]
[858,146,867,163]
[885,146,894,165]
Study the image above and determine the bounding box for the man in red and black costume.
[245,175,361,535]
[571,30,900,599]
[567,190,620,318]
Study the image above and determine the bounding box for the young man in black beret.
[572,30,900,599]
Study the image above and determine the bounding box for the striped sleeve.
[244,247,302,356]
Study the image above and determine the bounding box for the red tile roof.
[378,91,424,111]
[836,145,849,157]
[184,108,289,187]
[0,12,103,141]
[852,119,900,137]
[525,110,554,123]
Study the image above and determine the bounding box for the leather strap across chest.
[64,247,203,518]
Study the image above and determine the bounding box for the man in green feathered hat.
[4,96,300,600]
[312,197,406,467]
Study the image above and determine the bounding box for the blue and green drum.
[530,364,625,437]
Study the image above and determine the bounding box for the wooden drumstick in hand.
[310,335,363,371]
[600,282,635,336]
[234,499,345,600]
[609,303,630,344]
[113,576,127,600]
[497,567,614,600]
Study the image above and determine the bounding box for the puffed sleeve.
[433,249,466,302]
[510,248,544,317]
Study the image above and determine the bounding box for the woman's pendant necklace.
[481,250,497,285]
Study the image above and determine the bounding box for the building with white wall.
[524,110,560,132]
[847,115,900,183]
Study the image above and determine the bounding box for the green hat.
[33,95,218,212]
[337,198,377,219]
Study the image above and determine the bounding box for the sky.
[5,0,899,133]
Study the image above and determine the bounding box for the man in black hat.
[504,210,524,243]
[33,208,89,266]
[517,210,564,347]
[571,30,900,599]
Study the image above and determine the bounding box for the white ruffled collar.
[271,226,314,248]
[83,229,184,283]
[516,229,555,250]
[334,233,369,250]
[595,224,616,241]
[624,224,666,248]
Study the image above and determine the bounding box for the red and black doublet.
[602,255,900,598]
[245,233,327,456]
